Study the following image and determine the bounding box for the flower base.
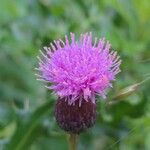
[55,97,96,134]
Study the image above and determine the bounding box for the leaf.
[108,77,150,105]
[5,100,54,150]
[112,83,139,100]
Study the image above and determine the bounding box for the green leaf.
[5,100,54,150]
[108,77,150,105]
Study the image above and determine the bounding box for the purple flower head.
[37,33,121,105]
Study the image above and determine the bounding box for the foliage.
[0,0,150,149]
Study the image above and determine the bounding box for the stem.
[68,133,78,150]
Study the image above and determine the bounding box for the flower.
[36,32,121,133]
[37,33,121,104]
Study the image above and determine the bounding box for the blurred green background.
[0,0,150,150]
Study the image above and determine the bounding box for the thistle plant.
[36,33,121,150]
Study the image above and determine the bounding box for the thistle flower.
[36,33,121,134]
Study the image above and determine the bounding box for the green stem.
[68,133,78,150]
